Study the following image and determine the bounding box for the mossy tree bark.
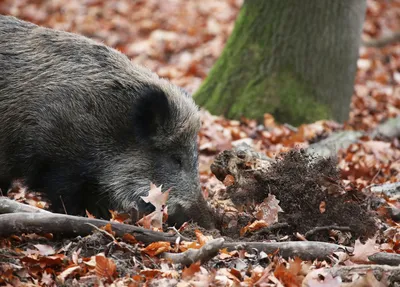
[194,0,367,125]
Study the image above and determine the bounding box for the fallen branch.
[304,225,351,239]
[304,265,400,285]
[307,130,363,159]
[308,115,400,159]
[0,205,355,262]
[362,31,400,48]
[223,241,350,261]
[0,197,51,214]
[371,116,400,139]
[369,252,400,266]
[0,212,178,244]
[3,199,395,265]
[368,182,400,197]
[365,182,400,220]
[163,238,224,266]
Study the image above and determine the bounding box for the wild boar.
[0,15,214,229]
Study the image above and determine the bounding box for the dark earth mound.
[211,148,377,242]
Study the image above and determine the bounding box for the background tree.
[194,0,367,125]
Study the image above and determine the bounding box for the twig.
[144,254,161,269]
[86,223,117,242]
[59,195,68,215]
[163,238,224,266]
[305,225,351,239]
[370,167,381,185]
[167,226,191,242]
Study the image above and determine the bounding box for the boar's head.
[100,81,215,229]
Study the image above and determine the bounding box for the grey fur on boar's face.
[0,15,214,229]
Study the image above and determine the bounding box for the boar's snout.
[167,188,215,229]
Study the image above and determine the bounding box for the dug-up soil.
[209,148,377,242]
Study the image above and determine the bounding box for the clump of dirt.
[211,148,377,241]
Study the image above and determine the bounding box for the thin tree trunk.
[194,0,367,125]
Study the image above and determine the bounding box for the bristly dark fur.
[0,15,214,228]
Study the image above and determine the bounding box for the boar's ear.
[133,87,171,140]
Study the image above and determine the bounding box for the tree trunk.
[194,0,367,125]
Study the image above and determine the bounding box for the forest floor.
[0,0,400,286]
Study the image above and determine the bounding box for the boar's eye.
[172,155,183,168]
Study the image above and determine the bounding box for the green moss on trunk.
[194,0,366,125]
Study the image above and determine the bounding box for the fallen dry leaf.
[100,223,116,237]
[142,241,171,256]
[40,271,54,286]
[223,174,235,186]
[140,183,170,228]
[195,229,213,246]
[240,220,268,237]
[181,261,201,280]
[302,269,342,287]
[122,233,137,244]
[253,194,283,224]
[319,201,326,214]
[273,258,303,287]
[33,244,55,256]
[57,265,81,283]
[141,183,170,212]
[351,235,380,263]
[95,255,117,281]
